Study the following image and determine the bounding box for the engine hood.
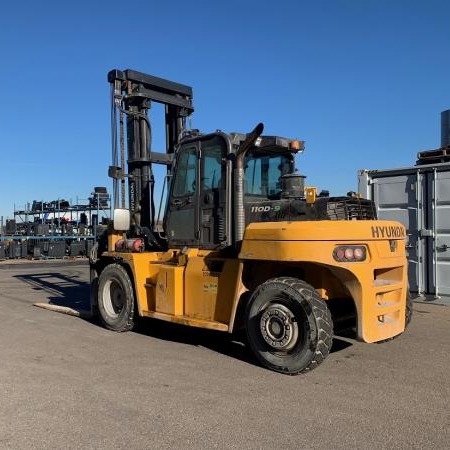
[242,220,406,242]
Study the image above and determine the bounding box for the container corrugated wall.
[359,163,450,302]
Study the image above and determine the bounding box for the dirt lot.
[0,260,449,449]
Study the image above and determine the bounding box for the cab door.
[184,134,234,324]
[198,135,228,249]
[165,143,199,247]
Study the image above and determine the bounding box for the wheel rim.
[259,303,299,351]
[102,279,125,318]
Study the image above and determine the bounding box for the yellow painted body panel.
[242,220,405,243]
[240,220,408,343]
[105,249,243,332]
[107,231,123,252]
[155,265,184,315]
[105,251,162,314]
[101,219,408,343]
[184,253,242,323]
[141,311,228,331]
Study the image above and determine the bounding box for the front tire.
[246,277,333,375]
[97,264,135,332]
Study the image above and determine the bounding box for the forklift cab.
[164,132,298,250]
[164,133,229,249]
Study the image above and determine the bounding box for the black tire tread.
[405,294,413,327]
[97,263,135,332]
[278,277,333,373]
[247,277,333,374]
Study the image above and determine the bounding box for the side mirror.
[113,208,130,231]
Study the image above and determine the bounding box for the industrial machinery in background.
[0,187,110,260]
[90,69,410,374]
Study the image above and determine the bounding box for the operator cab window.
[244,152,293,199]
[173,146,197,197]
[201,136,226,191]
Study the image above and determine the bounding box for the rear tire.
[97,264,135,332]
[246,277,333,375]
[405,294,413,327]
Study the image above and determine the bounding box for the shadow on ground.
[14,272,91,312]
[15,272,353,370]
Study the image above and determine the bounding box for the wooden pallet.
[416,146,450,165]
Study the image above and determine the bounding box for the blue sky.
[0,0,449,219]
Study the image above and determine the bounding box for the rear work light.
[333,245,367,262]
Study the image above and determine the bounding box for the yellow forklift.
[90,69,411,374]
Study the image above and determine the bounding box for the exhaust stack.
[234,123,264,244]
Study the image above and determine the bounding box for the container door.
[427,170,450,297]
[372,172,424,294]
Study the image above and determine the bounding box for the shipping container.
[359,162,450,302]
